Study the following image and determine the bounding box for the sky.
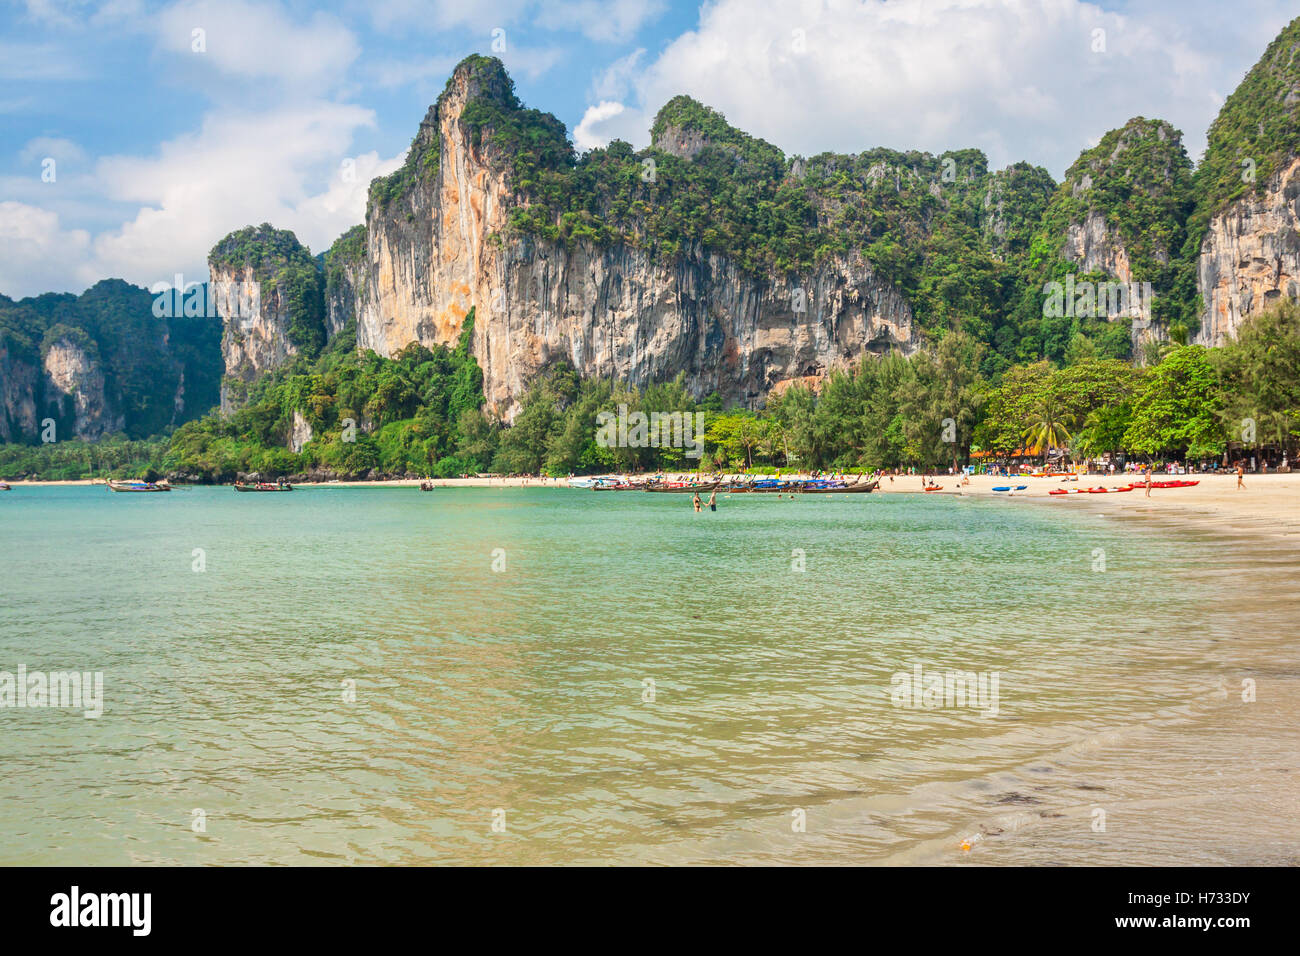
[1,0,1296,300]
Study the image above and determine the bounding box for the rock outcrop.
[208,224,327,411]
[0,280,221,442]
[290,408,313,452]
[0,337,38,443]
[356,57,917,417]
[1033,117,1192,352]
[210,264,295,412]
[1190,16,1300,344]
[42,336,122,440]
[1196,158,1300,346]
[324,224,366,338]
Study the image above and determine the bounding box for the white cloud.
[498,44,567,80]
[368,0,532,35]
[18,137,87,166]
[64,102,400,292]
[574,100,626,150]
[367,0,663,42]
[590,47,645,100]
[0,41,90,80]
[537,0,666,43]
[369,55,464,90]
[154,0,359,87]
[0,202,92,298]
[582,0,1295,176]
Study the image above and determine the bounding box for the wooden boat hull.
[799,479,879,494]
[108,481,170,492]
[644,481,721,493]
[234,484,293,492]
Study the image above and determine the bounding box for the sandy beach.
[12,471,1300,538]
[877,472,1300,538]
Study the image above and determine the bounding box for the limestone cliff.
[1190,16,1300,344]
[324,224,366,338]
[1196,158,1300,345]
[0,280,220,442]
[208,224,326,411]
[0,337,38,443]
[42,334,122,440]
[1031,117,1193,352]
[357,57,917,418]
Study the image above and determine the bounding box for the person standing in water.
[707,489,717,512]
[692,492,702,512]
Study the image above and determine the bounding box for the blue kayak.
[992,486,1010,492]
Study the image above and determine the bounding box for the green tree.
[1123,345,1224,456]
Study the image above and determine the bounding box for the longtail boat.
[799,478,879,494]
[0,482,10,491]
[234,481,293,492]
[644,480,721,493]
[728,478,791,493]
[107,479,171,492]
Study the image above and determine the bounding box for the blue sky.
[2,0,1296,299]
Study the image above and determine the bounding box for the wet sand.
[876,472,1300,538]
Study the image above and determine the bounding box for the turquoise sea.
[1,485,1296,864]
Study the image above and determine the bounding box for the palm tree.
[1022,396,1072,466]
[760,420,788,466]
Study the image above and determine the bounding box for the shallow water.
[1,485,1296,864]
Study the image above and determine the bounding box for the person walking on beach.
[1237,463,1245,490]
[692,492,702,512]
[1144,466,1152,497]
[707,489,717,512]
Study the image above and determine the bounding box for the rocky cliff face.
[209,224,327,411]
[1197,159,1300,345]
[324,224,366,338]
[1061,209,1163,351]
[358,59,917,417]
[1189,16,1300,345]
[1033,118,1193,352]
[0,339,38,443]
[1063,209,1135,281]
[42,337,122,440]
[0,280,221,443]
[210,264,295,412]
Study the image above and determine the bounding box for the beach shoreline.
[877,472,1300,538]
[11,471,1300,537]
